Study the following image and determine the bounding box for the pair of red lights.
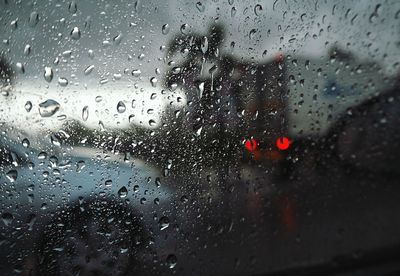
[244,137,290,151]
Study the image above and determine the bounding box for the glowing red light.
[244,138,257,152]
[276,137,290,150]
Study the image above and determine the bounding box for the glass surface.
[0,0,400,275]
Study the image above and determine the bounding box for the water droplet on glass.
[50,134,61,146]
[166,254,177,269]
[180,24,190,34]
[196,2,205,12]
[149,119,156,126]
[172,67,181,74]
[9,152,19,167]
[305,60,310,70]
[165,159,172,170]
[39,99,60,117]
[88,49,94,59]
[76,160,85,172]
[27,214,36,230]
[22,138,30,148]
[201,36,208,54]
[6,170,18,182]
[179,195,188,204]
[162,24,170,35]
[1,213,13,226]
[155,177,161,187]
[24,44,31,56]
[62,50,72,58]
[369,4,381,23]
[28,11,39,27]
[197,82,204,98]
[105,180,112,187]
[44,67,53,82]
[99,120,105,131]
[118,186,128,198]
[82,106,89,121]
[38,152,47,160]
[58,77,68,87]
[159,216,170,230]
[249,29,257,40]
[84,65,94,75]
[16,62,25,74]
[194,125,202,136]
[134,0,142,13]
[10,19,18,29]
[68,1,77,13]
[254,4,263,16]
[113,33,123,45]
[150,77,157,87]
[117,101,126,113]
[231,7,237,17]
[132,69,141,77]
[25,101,32,112]
[70,27,81,40]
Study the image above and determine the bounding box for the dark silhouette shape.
[0,55,13,84]
[35,198,149,276]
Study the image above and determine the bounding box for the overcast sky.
[0,0,399,86]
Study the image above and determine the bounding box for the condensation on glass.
[0,0,399,275]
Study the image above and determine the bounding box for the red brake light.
[276,137,290,150]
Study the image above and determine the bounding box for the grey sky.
[0,0,399,86]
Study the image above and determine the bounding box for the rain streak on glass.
[82,106,89,121]
[84,65,95,75]
[201,36,208,54]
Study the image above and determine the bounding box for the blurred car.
[0,132,180,275]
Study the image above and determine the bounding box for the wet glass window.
[1,0,400,275]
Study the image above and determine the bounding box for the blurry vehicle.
[163,24,399,177]
[0,128,177,275]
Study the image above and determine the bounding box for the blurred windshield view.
[1,0,400,275]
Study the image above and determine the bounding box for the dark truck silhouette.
[161,23,400,179]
